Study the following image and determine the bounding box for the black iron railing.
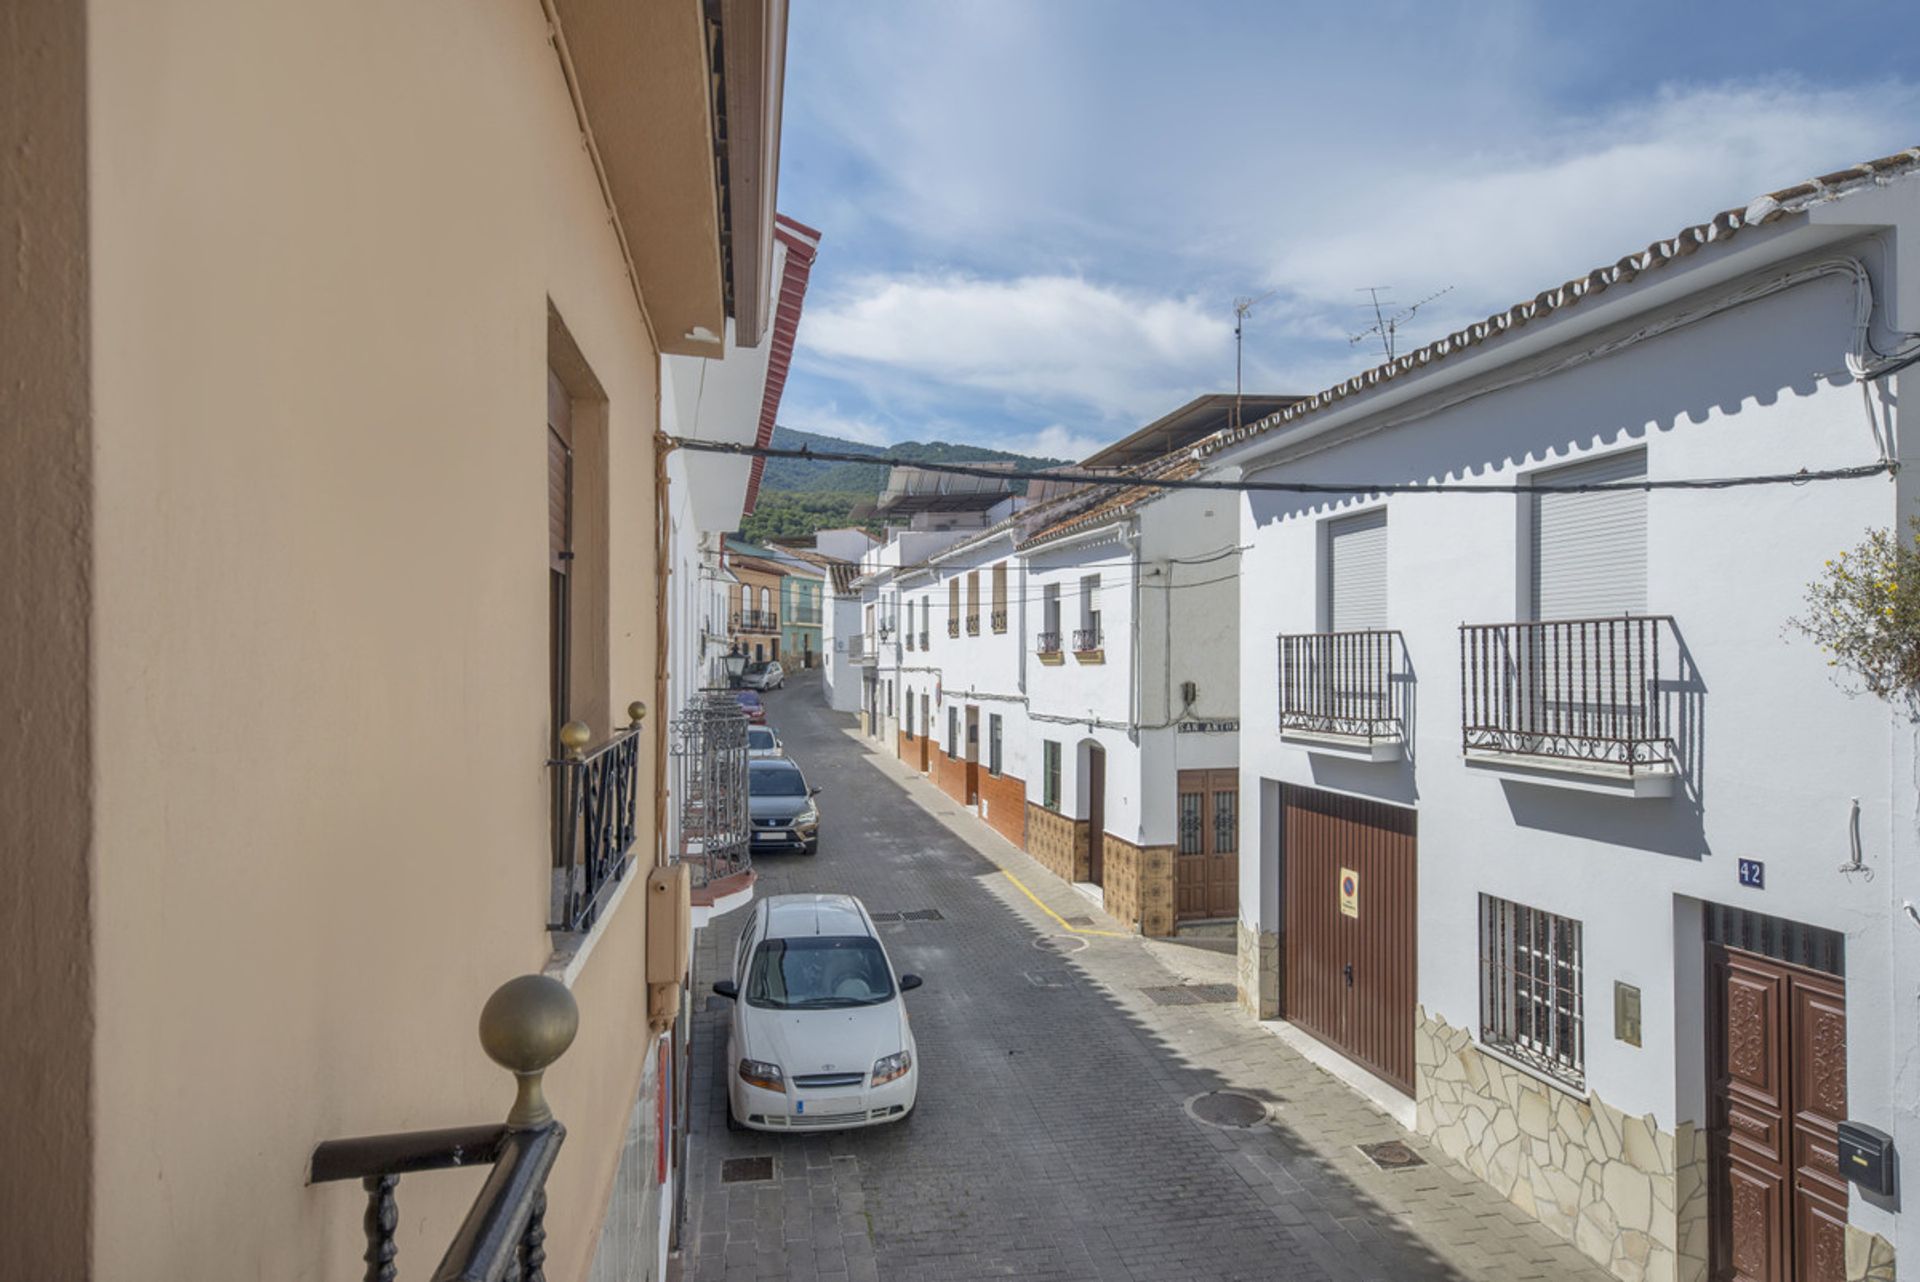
[549,714,643,933]
[670,692,750,887]
[966,616,981,636]
[1460,615,1677,774]
[1278,630,1405,741]
[1036,630,1062,655]
[311,976,575,1282]
[731,611,777,632]
[1072,627,1103,653]
[789,606,821,624]
[947,620,960,638]
[990,609,1008,633]
[918,630,929,648]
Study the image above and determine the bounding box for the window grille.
[1479,894,1584,1087]
[989,714,1003,776]
[1212,789,1237,854]
[1042,741,1061,810]
[1178,790,1203,854]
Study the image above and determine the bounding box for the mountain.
[737,426,1068,544]
[760,425,1067,495]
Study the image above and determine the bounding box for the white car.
[746,726,783,758]
[739,660,785,691]
[713,894,922,1132]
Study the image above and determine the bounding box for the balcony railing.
[990,609,1008,633]
[549,709,645,933]
[311,975,575,1282]
[947,620,961,638]
[789,606,821,625]
[731,610,777,632]
[1279,630,1406,742]
[1460,615,1678,775]
[671,692,751,887]
[917,630,930,648]
[966,616,981,636]
[850,635,877,665]
[1072,627,1103,653]
[1036,630,1062,655]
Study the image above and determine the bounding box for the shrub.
[1789,517,1920,705]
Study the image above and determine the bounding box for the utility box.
[1837,1121,1895,1197]
[645,864,691,1034]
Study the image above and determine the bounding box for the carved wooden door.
[1709,946,1848,1282]
[1174,770,1239,922]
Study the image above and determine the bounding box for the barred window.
[1178,789,1203,854]
[1042,740,1061,810]
[988,714,1003,777]
[1479,895,1584,1088]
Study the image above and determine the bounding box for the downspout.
[654,430,672,869]
[1127,520,1142,742]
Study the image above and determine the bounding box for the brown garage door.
[1282,784,1416,1095]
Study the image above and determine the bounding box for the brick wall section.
[1025,804,1088,884]
[929,748,970,806]
[976,770,1026,848]
[897,730,915,767]
[1102,835,1176,937]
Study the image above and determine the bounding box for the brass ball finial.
[478,974,579,1128]
[628,700,647,728]
[558,720,592,758]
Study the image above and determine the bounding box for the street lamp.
[723,649,748,689]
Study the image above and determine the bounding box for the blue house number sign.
[1737,858,1766,890]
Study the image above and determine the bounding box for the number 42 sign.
[1737,858,1765,890]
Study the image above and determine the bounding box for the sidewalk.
[842,718,1615,1282]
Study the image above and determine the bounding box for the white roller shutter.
[1327,509,1388,631]
[1531,450,1646,620]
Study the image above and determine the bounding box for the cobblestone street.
[682,673,1615,1282]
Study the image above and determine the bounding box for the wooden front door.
[1087,744,1106,886]
[918,695,930,772]
[964,707,980,804]
[1175,770,1239,922]
[1281,785,1416,1095]
[1709,942,1849,1282]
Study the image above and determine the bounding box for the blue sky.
[774,1,1920,461]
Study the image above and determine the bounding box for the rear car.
[746,726,783,758]
[735,690,766,724]
[740,660,785,691]
[748,757,818,855]
[713,894,923,1132]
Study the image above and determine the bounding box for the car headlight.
[737,1058,785,1092]
[871,1049,912,1086]
[796,804,819,826]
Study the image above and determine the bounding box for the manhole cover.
[1185,1091,1268,1129]
[720,1156,775,1184]
[1031,935,1089,954]
[1142,984,1238,1006]
[901,909,945,921]
[1357,1140,1428,1170]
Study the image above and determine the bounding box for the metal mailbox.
[1836,1120,1895,1197]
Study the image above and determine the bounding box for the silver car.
[749,757,819,856]
[747,725,783,758]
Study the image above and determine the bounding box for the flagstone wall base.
[1236,921,1279,1019]
[1845,1225,1896,1282]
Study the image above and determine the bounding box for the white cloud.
[779,402,895,447]
[1025,424,1109,462]
[803,274,1232,421]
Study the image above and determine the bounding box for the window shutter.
[1327,509,1388,631]
[1531,450,1647,620]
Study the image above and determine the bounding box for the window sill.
[1281,729,1404,762]
[1462,749,1675,798]
[1071,650,1105,664]
[1472,1037,1589,1101]
[543,860,642,989]
[1037,652,1065,665]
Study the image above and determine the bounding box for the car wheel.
[803,840,818,856]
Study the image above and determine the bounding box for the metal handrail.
[1460,615,1678,774]
[548,709,645,933]
[990,609,1008,633]
[1278,630,1405,742]
[1072,627,1102,653]
[1036,630,1062,654]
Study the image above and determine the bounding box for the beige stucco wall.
[1,2,95,1276]
[84,1,666,1277]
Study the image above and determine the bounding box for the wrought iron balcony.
[549,708,645,933]
[311,975,575,1282]
[1072,627,1103,653]
[850,635,877,665]
[1278,630,1406,745]
[991,609,1008,633]
[1460,615,1679,778]
[966,615,981,636]
[789,606,821,624]
[670,692,751,888]
[731,610,777,632]
[947,620,960,638]
[1036,630,1062,655]
[917,630,930,648]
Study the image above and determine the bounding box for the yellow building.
[2,1,789,1277]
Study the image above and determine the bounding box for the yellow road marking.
[1000,871,1132,938]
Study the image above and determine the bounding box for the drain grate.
[1357,1140,1428,1170]
[1186,1091,1268,1129]
[901,908,945,922]
[1141,984,1237,1006]
[720,1156,775,1184]
[868,911,904,922]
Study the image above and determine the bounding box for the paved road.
[680,671,1610,1282]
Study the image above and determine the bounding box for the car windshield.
[743,662,769,675]
[736,692,761,706]
[747,728,776,750]
[745,936,894,1009]
[750,763,807,796]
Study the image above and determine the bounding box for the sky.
[772,1,1920,462]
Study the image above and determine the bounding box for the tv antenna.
[1349,285,1453,363]
[1232,289,1278,431]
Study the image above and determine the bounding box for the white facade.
[1215,170,1920,1277]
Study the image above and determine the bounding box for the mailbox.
[1836,1121,1895,1197]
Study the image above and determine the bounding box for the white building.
[1207,150,1920,1282]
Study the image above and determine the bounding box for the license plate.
[795,1099,806,1114]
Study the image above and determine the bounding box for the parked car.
[739,660,785,691]
[748,757,818,855]
[735,690,766,724]
[712,894,923,1132]
[747,725,783,758]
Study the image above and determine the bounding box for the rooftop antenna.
[1349,284,1454,363]
[1233,289,1278,431]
